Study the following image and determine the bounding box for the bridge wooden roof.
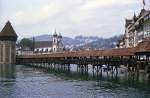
[18,39,150,59]
[18,48,135,59]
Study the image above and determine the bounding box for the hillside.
[29,34,122,49]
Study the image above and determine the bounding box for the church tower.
[52,30,58,52]
[0,21,18,64]
[57,33,63,52]
[58,33,62,43]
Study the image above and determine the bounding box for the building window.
[144,22,150,38]
[36,49,39,52]
[45,48,48,52]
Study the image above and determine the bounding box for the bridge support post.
[115,65,118,74]
[85,64,88,73]
[92,65,95,77]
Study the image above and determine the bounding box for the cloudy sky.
[0,0,149,39]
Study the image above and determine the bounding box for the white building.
[34,31,64,53]
[118,8,150,48]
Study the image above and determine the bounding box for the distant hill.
[28,34,122,49]
[90,35,122,49]
[33,34,52,41]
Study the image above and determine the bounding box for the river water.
[0,64,150,98]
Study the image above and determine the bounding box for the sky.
[0,0,150,39]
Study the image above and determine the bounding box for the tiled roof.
[35,41,53,48]
[0,21,17,37]
[19,47,135,59]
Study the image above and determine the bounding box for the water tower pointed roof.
[0,21,18,41]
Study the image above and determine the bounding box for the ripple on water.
[0,65,150,98]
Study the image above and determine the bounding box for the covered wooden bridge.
[16,40,150,73]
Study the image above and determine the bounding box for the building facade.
[34,31,64,53]
[0,21,18,64]
[118,9,150,48]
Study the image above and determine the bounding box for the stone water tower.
[0,21,18,64]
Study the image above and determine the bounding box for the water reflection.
[0,64,15,79]
[41,64,150,91]
[34,65,150,97]
[0,65,150,98]
[0,64,16,98]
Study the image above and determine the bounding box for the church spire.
[53,28,57,37]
